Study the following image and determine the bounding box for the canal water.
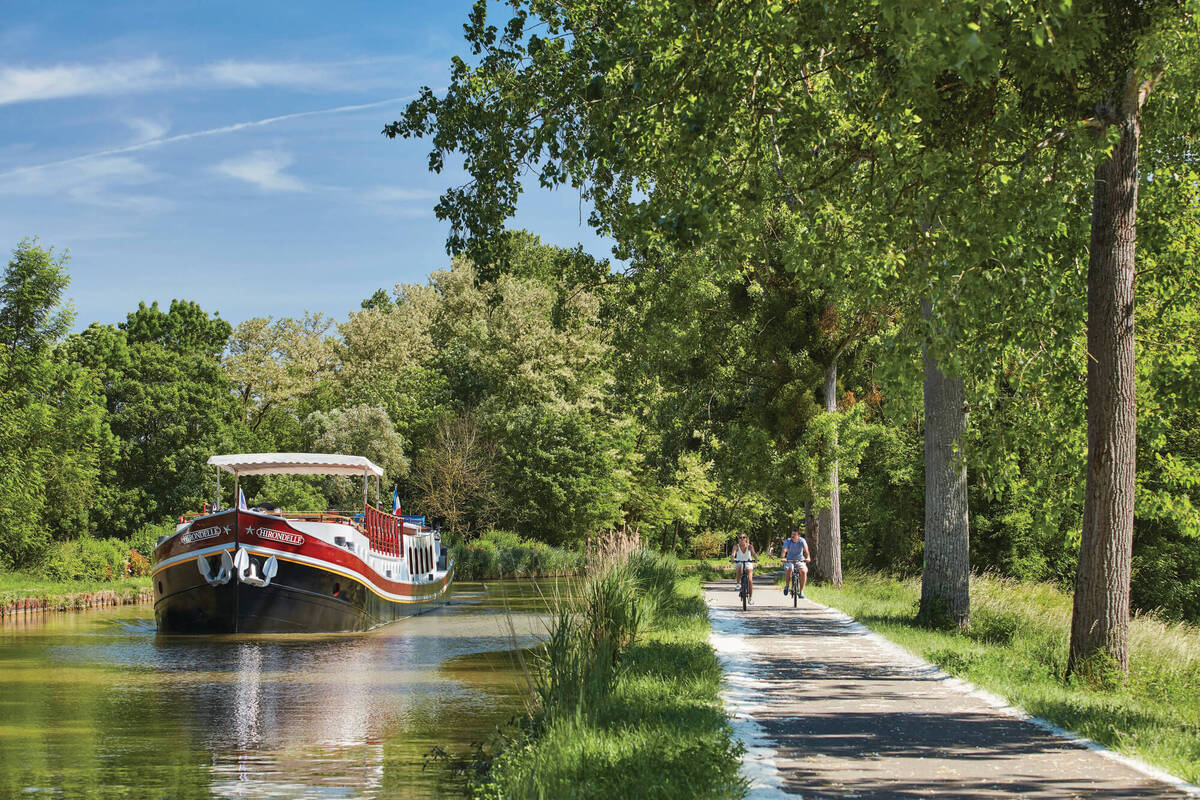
[0,580,562,799]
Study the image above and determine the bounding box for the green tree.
[0,241,106,567]
[68,301,238,533]
[304,403,409,507]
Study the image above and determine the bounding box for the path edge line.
[813,600,1200,798]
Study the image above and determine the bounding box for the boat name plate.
[181,526,224,545]
[251,527,304,546]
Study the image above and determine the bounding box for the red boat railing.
[177,510,354,524]
[176,506,406,558]
[363,504,402,556]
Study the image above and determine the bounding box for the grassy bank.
[0,571,152,615]
[810,572,1200,782]
[474,551,744,799]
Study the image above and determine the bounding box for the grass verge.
[809,572,1200,783]
[473,551,745,799]
[0,571,152,612]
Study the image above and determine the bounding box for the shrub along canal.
[0,580,562,799]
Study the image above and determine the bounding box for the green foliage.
[64,300,240,535]
[130,522,173,558]
[256,475,329,512]
[688,530,728,561]
[840,417,924,574]
[491,404,632,545]
[449,529,582,580]
[0,239,71,358]
[40,536,131,582]
[0,241,107,569]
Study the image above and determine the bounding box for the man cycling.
[781,528,811,598]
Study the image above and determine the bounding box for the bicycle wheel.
[793,575,798,607]
[741,574,748,611]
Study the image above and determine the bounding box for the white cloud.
[204,60,340,89]
[0,155,168,213]
[124,116,170,142]
[215,150,306,192]
[368,187,442,203]
[0,55,349,106]
[363,186,442,218]
[0,94,420,182]
[0,57,167,105]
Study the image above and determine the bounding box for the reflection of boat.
[152,453,453,634]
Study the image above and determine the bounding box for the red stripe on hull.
[154,510,449,600]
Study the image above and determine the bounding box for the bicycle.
[785,559,809,607]
[731,558,757,611]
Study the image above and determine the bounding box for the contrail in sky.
[0,93,423,179]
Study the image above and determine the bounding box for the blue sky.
[0,1,616,330]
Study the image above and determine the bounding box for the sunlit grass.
[810,572,1200,783]
[0,571,151,608]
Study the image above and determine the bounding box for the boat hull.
[152,510,452,634]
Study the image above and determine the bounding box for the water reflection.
[0,580,560,799]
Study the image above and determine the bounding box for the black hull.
[154,554,451,634]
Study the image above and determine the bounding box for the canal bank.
[0,574,153,618]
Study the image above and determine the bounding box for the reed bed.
[810,571,1200,783]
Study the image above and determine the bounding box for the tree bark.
[1068,90,1141,676]
[804,501,817,541]
[919,300,970,628]
[814,360,843,586]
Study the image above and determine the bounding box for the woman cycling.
[730,534,757,605]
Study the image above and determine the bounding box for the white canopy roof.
[208,453,385,478]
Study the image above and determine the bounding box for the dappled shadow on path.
[705,582,1192,799]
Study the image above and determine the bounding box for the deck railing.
[178,506,406,558]
[363,504,402,556]
[178,510,355,524]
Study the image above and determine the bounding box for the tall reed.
[531,547,669,723]
[477,549,745,799]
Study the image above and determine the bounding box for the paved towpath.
[704,576,1200,799]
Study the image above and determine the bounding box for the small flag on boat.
[392,487,402,515]
[238,487,247,510]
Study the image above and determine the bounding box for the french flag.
[392,487,402,516]
[238,487,248,510]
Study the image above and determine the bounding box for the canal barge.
[152,453,453,634]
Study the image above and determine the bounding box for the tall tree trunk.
[814,360,843,586]
[919,299,970,628]
[1068,85,1143,676]
[803,500,818,564]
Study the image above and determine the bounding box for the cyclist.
[730,534,757,605]
[781,528,811,598]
